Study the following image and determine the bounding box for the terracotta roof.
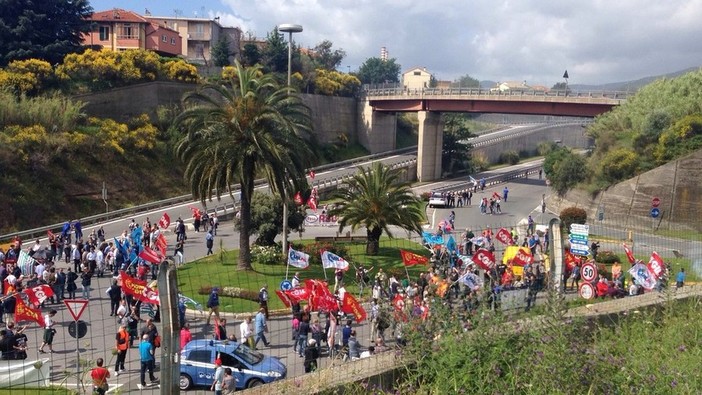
[148,22,179,34]
[89,9,148,23]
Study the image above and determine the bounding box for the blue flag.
[422,231,445,245]
[131,226,143,252]
[114,237,129,259]
[447,236,457,254]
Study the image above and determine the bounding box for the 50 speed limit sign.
[581,262,598,283]
[579,282,596,300]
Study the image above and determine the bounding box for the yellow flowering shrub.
[0,69,40,94]
[88,117,128,155]
[1,125,48,162]
[164,59,198,82]
[221,65,237,80]
[125,114,159,150]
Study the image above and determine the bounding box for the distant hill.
[570,67,700,92]
[479,67,700,92]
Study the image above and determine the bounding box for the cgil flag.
[321,250,349,270]
[158,212,171,229]
[288,248,310,269]
[138,246,162,264]
[647,251,665,279]
[120,271,160,305]
[24,284,55,306]
[293,192,304,206]
[400,250,429,266]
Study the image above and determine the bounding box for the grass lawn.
[0,389,74,395]
[175,237,429,314]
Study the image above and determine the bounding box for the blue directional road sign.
[571,246,590,255]
[650,208,660,218]
[569,238,589,246]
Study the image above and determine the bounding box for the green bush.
[560,206,587,230]
[499,150,520,165]
[596,250,621,264]
[251,245,283,265]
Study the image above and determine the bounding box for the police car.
[179,339,286,390]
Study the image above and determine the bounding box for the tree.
[240,43,261,67]
[328,162,424,255]
[235,192,305,246]
[441,114,474,175]
[598,148,639,183]
[313,69,360,97]
[312,40,346,71]
[0,0,93,66]
[357,57,401,85]
[451,74,480,88]
[173,62,314,270]
[211,37,232,67]
[261,27,290,74]
[544,149,587,196]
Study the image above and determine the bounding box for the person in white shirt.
[95,249,104,277]
[39,310,58,353]
[239,316,254,349]
[32,239,42,253]
[291,273,301,289]
[35,262,46,280]
[360,345,375,359]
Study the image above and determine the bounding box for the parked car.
[180,339,286,390]
[428,192,448,208]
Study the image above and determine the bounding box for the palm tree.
[328,162,425,255]
[173,62,313,270]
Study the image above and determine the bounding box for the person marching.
[38,310,57,354]
[115,323,129,375]
[91,358,111,395]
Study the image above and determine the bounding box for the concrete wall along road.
[75,83,359,147]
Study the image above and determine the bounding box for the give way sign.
[64,299,89,321]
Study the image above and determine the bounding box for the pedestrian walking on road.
[137,334,158,390]
[240,316,254,349]
[38,310,57,354]
[91,357,110,395]
[304,339,319,372]
[114,324,129,374]
[254,308,270,349]
[205,230,214,255]
[205,288,220,326]
[258,285,269,319]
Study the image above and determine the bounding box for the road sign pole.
[64,299,89,393]
[75,317,79,393]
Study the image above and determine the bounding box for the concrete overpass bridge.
[359,86,627,181]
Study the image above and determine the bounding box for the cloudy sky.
[91,0,702,86]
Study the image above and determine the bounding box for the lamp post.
[278,23,302,263]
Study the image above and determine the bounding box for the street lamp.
[278,23,302,261]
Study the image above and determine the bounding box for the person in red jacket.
[596,275,610,298]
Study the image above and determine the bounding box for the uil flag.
[321,251,349,270]
[628,263,657,290]
[14,296,45,327]
[24,284,55,306]
[622,243,636,264]
[293,192,304,206]
[400,250,429,266]
[17,250,36,276]
[288,248,310,269]
[158,212,171,229]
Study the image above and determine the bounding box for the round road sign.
[652,197,661,208]
[650,208,660,218]
[579,282,596,300]
[280,280,293,291]
[581,262,598,283]
[68,320,88,339]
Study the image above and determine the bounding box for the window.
[171,37,176,45]
[162,35,167,42]
[119,23,138,39]
[186,350,212,364]
[99,26,109,41]
[414,71,421,76]
[219,352,245,370]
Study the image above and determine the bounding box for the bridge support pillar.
[417,111,443,182]
[358,100,397,153]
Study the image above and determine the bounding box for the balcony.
[187,31,211,41]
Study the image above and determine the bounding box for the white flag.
[288,248,310,269]
[17,250,36,276]
[628,262,657,290]
[321,250,349,270]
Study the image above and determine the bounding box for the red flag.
[495,228,514,245]
[307,195,317,212]
[14,296,45,327]
[189,207,201,219]
[285,287,310,304]
[622,243,636,264]
[647,251,665,279]
[23,284,55,306]
[214,317,222,339]
[138,246,162,264]
[392,294,408,322]
[511,247,534,266]
[275,290,292,308]
[313,293,339,312]
[47,230,55,239]
[309,170,315,180]
[155,233,168,256]
[120,271,160,305]
[565,250,578,272]
[472,248,496,271]
[400,250,429,266]
[293,192,303,206]
[158,213,171,229]
[341,292,367,323]
[492,192,500,200]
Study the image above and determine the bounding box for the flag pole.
[403,264,411,286]
[284,247,290,281]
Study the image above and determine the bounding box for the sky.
[89,0,702,86]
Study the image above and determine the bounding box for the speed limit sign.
[579,282,596,299]
[581,262,598,283]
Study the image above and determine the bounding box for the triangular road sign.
[63,299,89,321]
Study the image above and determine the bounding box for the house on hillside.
[402,67,432,90]
[145,15,241,65]
[490,80,531,93]
[83,9,182,57]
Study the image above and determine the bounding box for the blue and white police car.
[179,339,287,390]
